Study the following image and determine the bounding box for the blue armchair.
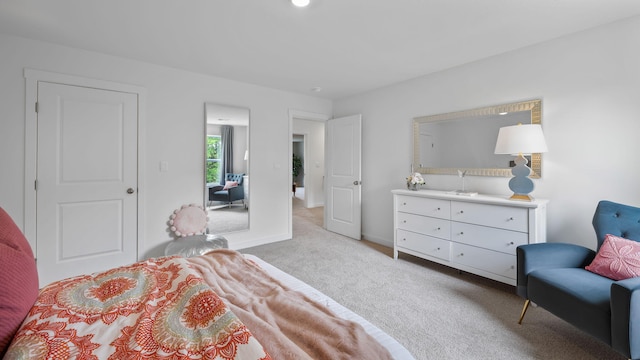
[517,200,640,359]
[208,173,245,207]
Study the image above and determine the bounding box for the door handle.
[127,188,135,194]
[353,180,361,185]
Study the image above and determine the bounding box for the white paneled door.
[36,81,138,286]
[325,114,362,240]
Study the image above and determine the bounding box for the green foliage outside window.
[206,136,221,183]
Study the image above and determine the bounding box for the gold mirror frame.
[413,99,542,178]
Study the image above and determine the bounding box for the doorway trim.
[288,109,330,236]
[23,68,147,258]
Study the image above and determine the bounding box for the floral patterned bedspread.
[4,256,271,360]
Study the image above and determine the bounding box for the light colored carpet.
[243,198,625,360]
[207,204,248,234]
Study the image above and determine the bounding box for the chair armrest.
[611,277,640,359]
[516,243,596,298]
[228,184,243,193]
[207,185,224,198]
[227,185,244,201]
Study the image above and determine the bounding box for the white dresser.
[392,189,548,285]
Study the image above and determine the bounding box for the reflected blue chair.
[517,200,640,360]
[208,173,245,207]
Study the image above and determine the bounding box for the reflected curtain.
[220,125,234,184]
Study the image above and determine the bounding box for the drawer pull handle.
[437,207,441,211]
[459,210,464,214]
[436,247,441,251]
[460,253,464,256]
[403,220,407,223]
[403,202,407,205]
[508,217,514,221]
[436,227,441,231]
[508,241,515,245]
[459,232,464,235]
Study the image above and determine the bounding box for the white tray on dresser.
[392,189,548,286]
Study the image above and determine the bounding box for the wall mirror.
[413,99,542,178]
[204,103,249,233]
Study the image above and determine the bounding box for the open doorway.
[292,134,305,201]
[291,113,327,230]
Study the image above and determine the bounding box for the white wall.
[293,119,326,208]
[0,33,332,259]
[233,126,249,176]
[3,15,638,263]
[334,16,640,250]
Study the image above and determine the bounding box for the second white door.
[325,114,362,240]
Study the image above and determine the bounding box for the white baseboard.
[361,232,393,248]
[230,232,392,251]
[229,233,292,251]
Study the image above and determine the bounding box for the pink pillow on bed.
[0,208,39,356]
[223,181,238,190]
[585,234,640,280]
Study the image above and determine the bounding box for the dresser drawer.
[451,222,527,255]
[392,190,547,285]
[397,212,450,240]
[397,229,451,261]
[451,243,516,279]
[396,195,450,220]
[451,201,527,232]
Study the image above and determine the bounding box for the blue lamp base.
[508,154,535,201]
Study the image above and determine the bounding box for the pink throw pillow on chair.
[223,181,238,190]
[585,234,640,280]
[0,208,39,356]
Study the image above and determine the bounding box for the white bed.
[3,247,415,359]
[244,254,415,360]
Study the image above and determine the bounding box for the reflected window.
[206,135,221,184]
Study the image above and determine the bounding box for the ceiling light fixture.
[292,0,310,7]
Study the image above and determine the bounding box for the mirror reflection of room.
[418,111,530,169]
[205,103,249,234]
[413,99,542,178]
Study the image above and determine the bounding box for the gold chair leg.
[518,299,530,325]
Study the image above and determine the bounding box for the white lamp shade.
[494,124,548,155]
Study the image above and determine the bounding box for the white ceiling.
[205,103,249,126]
[1,0,640,100]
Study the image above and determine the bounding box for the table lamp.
[494,123,548,201]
